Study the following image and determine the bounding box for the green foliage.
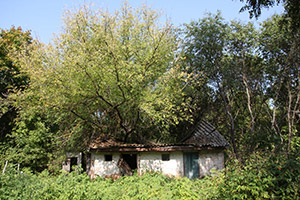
[181,13,272,159]
[1,156,299,200]
[219,154,300,200]
[0,167,222,200]
[0,26,40,171]
[266,154,300,199]
[16,3,202,149]
[182,11,299,162]
[239,0,300,32]
[6,112,57,172]
[0,26,32,140]
[239,0,281,19]
[220,156,275,199]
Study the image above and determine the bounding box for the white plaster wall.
[199,150,224,176]
[139,152,183,177]
[91,152,121,177]
[62,158,71,172]
[89,150,224,178]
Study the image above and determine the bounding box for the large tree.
[16,4,200,151]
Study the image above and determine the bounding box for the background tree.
[238,0,300,159]
[0,27,34,169]
[0,27,59,172]
[0,26,31,141]
[181,12,299,161]
[259,15,300,157]
[180,13,243,158]
[239,0,300,31]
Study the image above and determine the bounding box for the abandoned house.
[62,120,229,179]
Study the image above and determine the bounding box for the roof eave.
[89,145,228,152]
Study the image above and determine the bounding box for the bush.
[219,153,300,200]
[1,157,299,200]
[219,158,274,199]
[0,166,222,200]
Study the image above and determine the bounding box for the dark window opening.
[105,154,113,161]
[162,154,170,161]
[122,154,137,170]
[70,157,78,172]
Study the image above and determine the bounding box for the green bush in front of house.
[0,165,222,200]
[1,155,299,200]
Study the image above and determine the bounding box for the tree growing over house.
[16,3,202,153]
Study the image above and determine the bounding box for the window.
[104,154,112,161]
[162,154,170,161]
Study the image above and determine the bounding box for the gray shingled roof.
[181,120,230,148]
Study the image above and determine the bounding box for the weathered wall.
[90,152,121,177]
[139,152,184,177]
[87,150,224,178]
[199,150,224,177]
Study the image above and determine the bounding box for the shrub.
[1,157,299,200]
[219,153,300,200]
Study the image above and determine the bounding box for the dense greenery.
[0,27,59,172]
[1,154,299,200]
[0,1,299,199]
[180,12,299,161]
[0,26,32,143]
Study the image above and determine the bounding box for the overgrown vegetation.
[0,1,299,199]
[0,165,219,200]
[1,154,299,200]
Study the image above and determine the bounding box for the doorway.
[183,152,199,179]
[121,154,137,170]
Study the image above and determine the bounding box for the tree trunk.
[217,81,239,160]
[242,73,255,154]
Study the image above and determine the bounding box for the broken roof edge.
[89,143,228,152]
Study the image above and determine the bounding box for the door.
[184,152,199,179]
[120,154,137,175]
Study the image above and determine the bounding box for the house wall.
[139,151,184,177]
[88,150,224,178]
[90,152,121,178]
[199,150,224,177]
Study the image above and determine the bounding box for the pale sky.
[0,0,284,43]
